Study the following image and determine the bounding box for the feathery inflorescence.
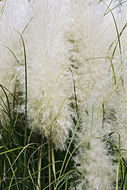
[0,0,76,150]
[0,0,31,122]
[67,0,127,189]
[22,0,76,150]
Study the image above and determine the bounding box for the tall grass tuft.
[1,0,127,190]
[67,0,127,189]
[0,1,77,189]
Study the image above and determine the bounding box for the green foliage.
[0,82,78,190]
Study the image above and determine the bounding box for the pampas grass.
[1,0,127,189]
[67,0,127,189]
[22,0,76,150]
[0,1,29,124]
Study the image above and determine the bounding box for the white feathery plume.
[74,137,116,190]
[102,0,127,159]
[105,0,127,159]
[22,0,75,150]
[67,0,125,189]
[0,0,31,119]
[0,0,31,89]
[1,0,31,32]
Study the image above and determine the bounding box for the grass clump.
[0,81,78,190]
